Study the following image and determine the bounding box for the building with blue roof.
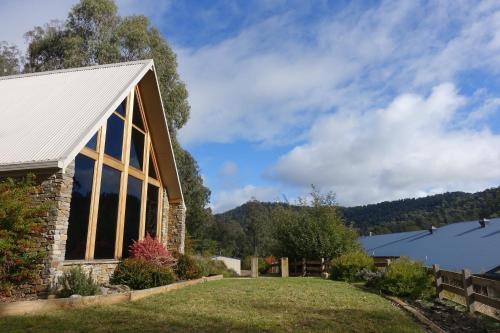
[359,218,500,278]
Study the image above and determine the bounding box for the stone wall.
[166,201,186,254]
[63,261,119,284]
[160,189,170,249]
[0,164,74,296]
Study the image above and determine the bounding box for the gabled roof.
[360,218,500,274]
[0,60,183,202]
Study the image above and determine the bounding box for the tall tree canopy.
[23,0,211,244]
[0,42,21,76]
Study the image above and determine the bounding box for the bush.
[58,266,100,297]
[173,254,202,280]
[111,258,175,290]
[129,234,175,267]
[0,175,48,296]
[330,251,375,282]
[375,257,435,299]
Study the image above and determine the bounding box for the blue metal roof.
[359,218,500,274]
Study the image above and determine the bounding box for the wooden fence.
[432,264,500,318]
[289,258,330,277]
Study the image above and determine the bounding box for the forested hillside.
[210,187,500,257]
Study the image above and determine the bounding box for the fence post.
[251,256,259,278]
[281,257,289,278]
[462,269,475,314]
[433,264,443,300]
[302,258,307,277]
[321,258,325,275]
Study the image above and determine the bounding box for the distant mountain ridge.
[215,187,500,235]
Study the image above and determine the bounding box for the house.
[359,218,500,279]
[211,256,241,275]
[0,60,186,293]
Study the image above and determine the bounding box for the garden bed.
[0,275,223,317]
[408,298,500,333]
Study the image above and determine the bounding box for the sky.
[2,0,500,213]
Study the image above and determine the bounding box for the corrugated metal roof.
[359,218,500,274]
[0,60,153,170]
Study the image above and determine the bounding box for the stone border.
[0,275,223,317]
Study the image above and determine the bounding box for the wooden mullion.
[86,126,106,260]
[115,90,134,258]
[102,156,124,171]
[80,147,98,160]
[128,167,146,181]
[156,186,163,241]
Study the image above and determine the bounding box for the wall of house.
[0,163,75,297]
[167,201,186,254]
[1,163,186,295]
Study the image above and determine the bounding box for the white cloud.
[218,160,238,178]
[213,185,280,213]
[177,1,500,146]
[269,83,500,206]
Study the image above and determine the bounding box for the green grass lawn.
[0,278,423,333]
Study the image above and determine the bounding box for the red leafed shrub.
[129,234,175,267]
[264,256,276,266]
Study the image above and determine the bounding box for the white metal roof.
[0,60,152,170]
[0,59,184,201]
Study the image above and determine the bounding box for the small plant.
[330,250,375,282]
[375,257,435,299]
[129,234,175,267]
[58,266,100,297]
[173,254,202,280]
[111,258,175,290]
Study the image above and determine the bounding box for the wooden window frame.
[66,85,165,262]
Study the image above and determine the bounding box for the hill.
[215,186,500,235]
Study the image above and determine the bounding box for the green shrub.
[111,258,175,290]
[330,251,375,282]
[173,254,202,280]
[0,175,49,296]
[203,259,237,277]
[58,266,100,297]
[376,257,435,299]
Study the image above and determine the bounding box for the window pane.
[148,152,157,179]
[85,132,98,150]
[65,154,94,260]
[145,184,159,238]
[122,176,142,257]
[94,165,121,259]
[104,114,124,160]
[115,99,126,117]
[129,128,144,170]
[132,97,144,130]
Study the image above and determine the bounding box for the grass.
[0,278,423,333]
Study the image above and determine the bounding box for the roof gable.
[0,60,183,202]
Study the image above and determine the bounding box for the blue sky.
[2,0,500,212]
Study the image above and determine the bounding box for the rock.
[69,294,82,298]
[104,284,130,293]
[100,287,109,295]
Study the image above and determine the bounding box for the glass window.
[94,165,121,259]
[85,132,98,150]
[65,154,94,260]
[129,128,144,170]
[122,176,142,257]
[145,184,159,238]
[148,152,158,179]
[115,99,127,117]
[104,113,124,161]
[132,97,145,130]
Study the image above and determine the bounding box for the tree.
[273,187,359,260]
[0,42,21,76]
[23,0,211,242]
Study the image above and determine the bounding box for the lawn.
[0,278,423,333]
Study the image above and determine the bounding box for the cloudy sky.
[2,0,500,212]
